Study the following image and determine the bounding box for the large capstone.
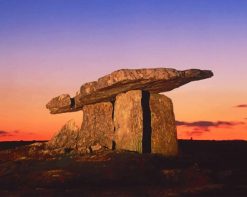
[46,68,213,114]
[77,102,114,150]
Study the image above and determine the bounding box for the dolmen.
[46,68,213,156]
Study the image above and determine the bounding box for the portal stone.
[77,102,114,149]
[113,90,143,153]
[150,94,178,156]
[113,90,178,155]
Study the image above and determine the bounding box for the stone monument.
[46,68,213,156]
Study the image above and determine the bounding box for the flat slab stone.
[46,68,213,114]
[46,94,75,114]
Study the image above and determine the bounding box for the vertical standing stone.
[114,90,178,156]
[149,94,178,156]
[77,102,114,149]
[114,90,143,153]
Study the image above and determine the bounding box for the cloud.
[176,120,245,134]
[186,129,207,137]
[0,130,13,136]
[0,129,34,137]
[235,104,247,108]
[176,120,242,127]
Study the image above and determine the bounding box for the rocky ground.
[0,140,247,196]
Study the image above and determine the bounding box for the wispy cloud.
[235,104,247,108]
[0,130,34,137]
[0,130,13,137]
[176,120,245,136]
[185,128,208,137]
[176,120,242,128]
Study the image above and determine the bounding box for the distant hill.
[0,140,48,151]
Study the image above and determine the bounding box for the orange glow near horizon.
[0,76,246,141]
[0,72,246,141]
[177,124,247,140]
[0,88,246,141]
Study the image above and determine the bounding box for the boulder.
[46,68,213,114]
[46,119,79,150]
[77,102,114,150]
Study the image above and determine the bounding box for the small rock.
[90,143,102,152]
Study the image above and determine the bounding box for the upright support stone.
[77,102,114,149]
[150,94,178,156]
[114,90,143,153]
[113,90,178,156]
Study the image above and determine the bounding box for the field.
[0,140,247,196]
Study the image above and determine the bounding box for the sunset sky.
[0,0,246,141]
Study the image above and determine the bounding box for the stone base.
[77,102,114,149]
[49,91,178,156]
